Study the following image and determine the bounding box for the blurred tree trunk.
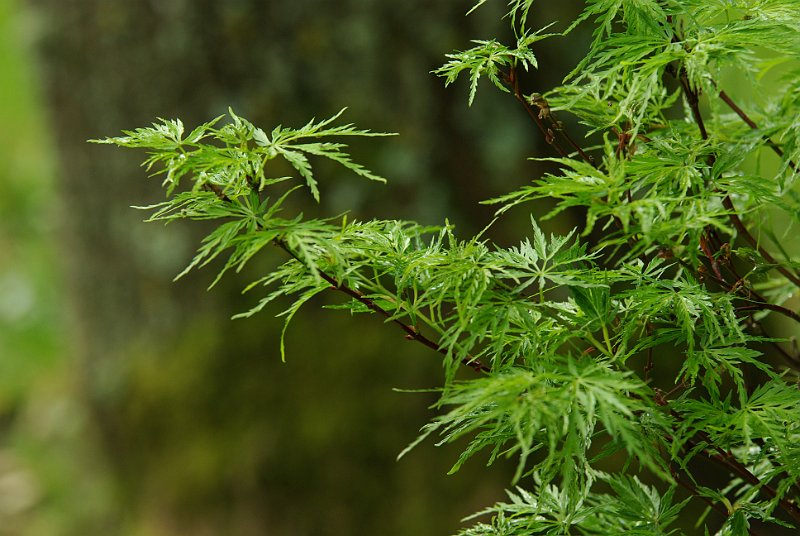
[29,1,580,534]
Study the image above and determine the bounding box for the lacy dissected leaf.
[401,359,664,486]
[434,27,555,106]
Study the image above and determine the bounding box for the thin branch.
[701,435,800,525]
[661,395,800,525]
[673,64,800,289]
[721,196,800,288]
[668,467,749,534]
[505,65,597,166]
[758,324,800,369]
[504,65,652,264]
[718,90,797,172]
[659,383,796,530]
[273,239,491,374]
[529,92,596,166]
[202,181,491,375]
[736,302,800,325]
[678,67,708,140]
[719,90,759,130]
[505,66,570,159]
[673,254,800,373]
[644,345,654,384]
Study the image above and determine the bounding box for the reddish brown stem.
[719,90,759,130]
[736,302,800,324]
[721,196,800,288]
[678,68,708,140]
[202,181,490,375]
[507,66,596,166]
[507,68,570,158]
[274,239,490,374]
[718,90,798,173]
[700,434,800,524]
[674,67,800,289]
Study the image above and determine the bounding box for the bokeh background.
[0,1,587,534]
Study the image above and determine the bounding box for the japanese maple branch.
[504,64,596,166]
[696,431,800,524]
[273,238,491,373]
[681,253,800,325]
[201,184,490,374]
[272,238,490,374]
[718,89,797,173]
[661,427,762,534]
[736,302,800,325]
[676,68,800,289]
[502,63,650,264]
[657,398,800,525]
[672,73,800,374]
[721,197,800,288]
[504,65,569,159]
[668,469,750,534]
